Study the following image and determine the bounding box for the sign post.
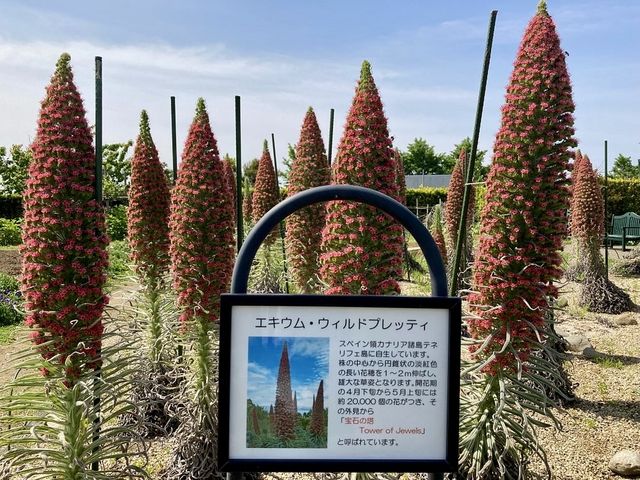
[219,185,460,477]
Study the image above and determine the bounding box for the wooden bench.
[606,212,640,251]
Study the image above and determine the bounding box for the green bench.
[606,212,640,251]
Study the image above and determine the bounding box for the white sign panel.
[219,295,460,472]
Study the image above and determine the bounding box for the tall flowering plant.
[128,110,171,291]
[21,52,108,380]
[320,61,403,295]
[444,149,475,256]
[252,140,279,245]
[460,2,577,477]
[169,99,234,326]
[222,154,237,222]
[285,108,330,293]
[2,52,144,479]
[570,155,632,313]
[165,98,235,479]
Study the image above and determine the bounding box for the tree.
[571,155,632,313]
[401,138,448,174]
[285,107,330,293]
[243,157,259,186]
[611,154,639,178]
[252,140,279,244]
[103,141,133,198]
[279,144,296,183]
[274,342,296,440]
[448,137,488,179]
[0,145,31,195]
[461,2,577,476]
[320,61,403,295]
[21,52,108,380]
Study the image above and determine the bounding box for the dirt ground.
[0,245,638,479]
[0,248,21,276]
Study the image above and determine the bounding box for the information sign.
[218,294,460,473]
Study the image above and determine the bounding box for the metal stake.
[328,108,335,166]
[171,96,178,184]
[450,10,498,296]
[271,133,290,294]
[604,140,609,277]
[235,96,244,252]
[92,55,103,473]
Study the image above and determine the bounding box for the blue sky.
[0,0,638,174]
[247,337,328,413]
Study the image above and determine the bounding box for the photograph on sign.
[219,294,460,472]
[246,336,328,448]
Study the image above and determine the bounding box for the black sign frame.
[218,293,461,473]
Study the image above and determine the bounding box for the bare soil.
[0,246,638,479]
[0,248,21,276]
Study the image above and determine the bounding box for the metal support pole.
[171,96,178,184]
[604,140,609,277]
[94,57,103,203]
[271,133,290,294]
[92,55,103,473]
[327,108,335,166]
[450,10,497,296]
[235,96,244,252]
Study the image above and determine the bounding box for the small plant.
[0,272,23,326]
[596,380,609,396]
[584,417,598,429]
[594,356,624,369]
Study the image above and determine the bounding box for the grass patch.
[593,356,624,369]
[0,324,21,345]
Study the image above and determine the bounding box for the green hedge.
[0,218,21,246]
[405,187,448,210]
[106,205,127,241]
[603,178,640,218]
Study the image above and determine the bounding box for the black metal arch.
[231,184,448,297]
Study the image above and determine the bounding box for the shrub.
[604,178,640,217]
[320,61,403,295]
[106,204,127,241]
[0,272,23,326]
[0,218,22,246]
[404,187,447,212]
